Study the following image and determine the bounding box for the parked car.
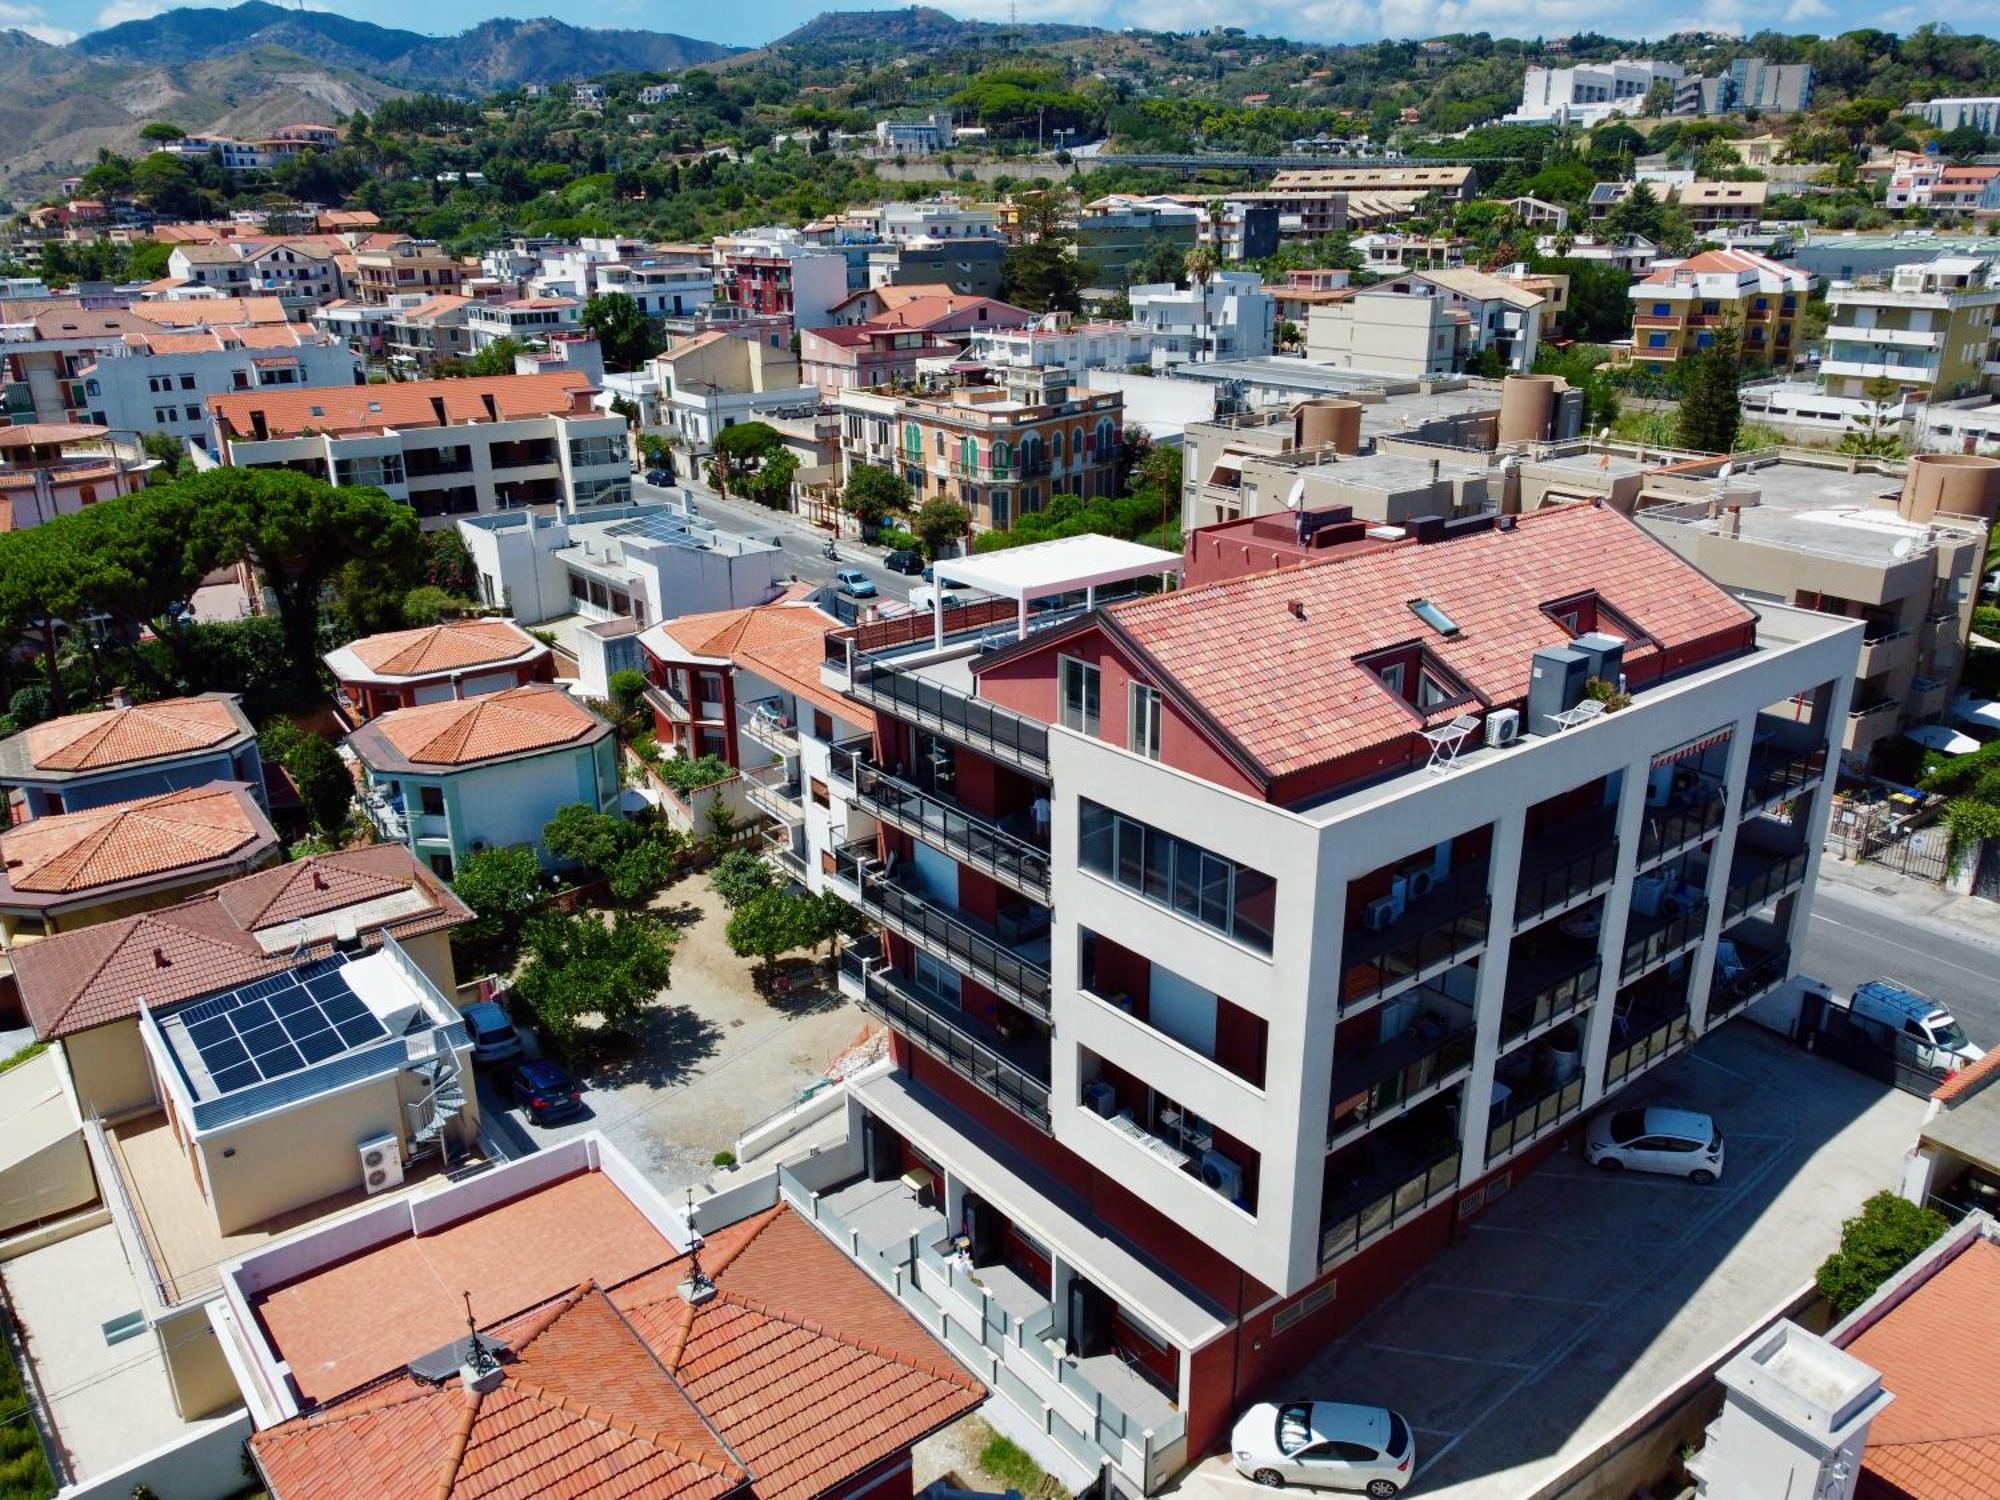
[1846,979,1984,1072]
[1583,1106,1724,1184]
[909,585,966,611]
[834,568,878,599]
[643,468,672,487]
[505,1058,585,1124]
[1232,1401,1414,1496]
[883,549,924,575]
[462,1000,523,1065]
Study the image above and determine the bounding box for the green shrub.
[712,1150,737,1168]
[1815,1191,1950,1318]
[657,753,731,794]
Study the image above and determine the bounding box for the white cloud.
[0,0,77,41]
[1784,0,1831,18]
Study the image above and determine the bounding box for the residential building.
[590,256,716,318]
[1914,96,2000,133]
[1628,249,1810,367]
[1633,453,1994,766]
[638,81,683,104]
[1129,272,1276,366]
[961,315,1164,377]
[1270,268,1356,331]
[714,231,850,332]
[1305,284,1469,377]
[800,509,1855,1492]
[347,683,619,877]
[0,421,152,528]
[1884,155,1948,211]
[0,782,280,949]
[801,323,958,392]
[1503,196,1570,230]
[1676,181,1770,234]
[0,692,261,821]
[80,320,360,448]
[1264,165,1477,202]
[651,331,822,456]
[835,367,1124,532]
[637,598,847,769]
[308,297,393,359]
[1535,233,1660,276]
[1727,57,1813,114]
[868,235,1007,299]
[323,617,554,725]
[457,501,789,628]
[1673,74,1733,118]
[1213,187,1417,246]
[1396,267,1546,373]
[382,293,474,372]
[165,237,347,313]
[1073,197,1203,285]
[875,110,956,154]
[1353,233,1468,272]
[206,371,633,522]
[353,240,467,305]
[1927,165,2000,221]
[1820,257,2000,403]
[878,200,998,243]
[214,1134,985,1500]
[464,295,581,351]
[1507,60,1683,126]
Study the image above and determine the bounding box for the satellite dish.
[1597,425,1610,443]
[1718,461,1733,481]
[1892,537,1915,559]
[1286,477,1306,509]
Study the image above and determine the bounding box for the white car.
[1231,1401,1414,1496]
[1583,1106,1723,1184]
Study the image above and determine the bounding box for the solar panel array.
[175,957,386,1095]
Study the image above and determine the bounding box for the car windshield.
[1608,1109,1648,1144]
[1386,1411,1410,1457]
[1277,1404,1313,1455]
[1932,1016,1971,1051]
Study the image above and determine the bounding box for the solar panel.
[173,959,388,1096]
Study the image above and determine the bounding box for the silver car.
[1231,1401,1414,1495]
[1583,1105,1724,1184]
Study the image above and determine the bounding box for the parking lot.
[1173,1020,1925,1500]
[471,880,870,1190]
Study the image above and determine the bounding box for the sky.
[0,0,1902,53]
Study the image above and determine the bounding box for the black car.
[883,549,924,575]
[506,1059,585,1123]
[643,468,673,487]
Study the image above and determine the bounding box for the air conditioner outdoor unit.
[1083,1079,1118,1118]
[359,1134,404,1194]
[1397,859,1437,900]
[1200,1149,1245,1204]
[1485,708,1521,747]
[1364,886,1406,931]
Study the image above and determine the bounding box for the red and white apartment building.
[744,505,1859,1494]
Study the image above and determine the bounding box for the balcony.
[851,759,1050,902]
[744,764,805,824]
[1604,1004,1692,1089]
[1844,698,1900,756]
[852,958,1052,1134]
[1724,848,1810,920]
[826,734,870,787]
[762,825,809,883]
[1621,896,1708,982]
[1499,946,1601,1052]
[1514,810,1618,927]
[1709,929,1791,1024]
[743,698,800,756]
[1858,629,1915,678]
[1636,787,1725,871]
[1485,1074,1586,1166]
[1321,1110,1462,1272]
[836,845,1052,1017]
[1327,996,1476,1149]
[845,658,1052,779]
[1339,863,1491,1014]
[1744,735,1826,813]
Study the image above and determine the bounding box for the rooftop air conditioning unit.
[359,1134,404,1194]
[1200,1149,1245,1204]
[1486,708,1521,748]
[1083,1079,1118,1118]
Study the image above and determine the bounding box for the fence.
[1826,791,1950,883]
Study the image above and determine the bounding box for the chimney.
[1496,514,1516,532]
[1287,599,1307,620]
[333,914,361,953]
[312,868,329,891]
[1724,505,1741,538]
[153,946,171,969]
[249,409,269,441]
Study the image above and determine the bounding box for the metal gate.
[1975,839,2000,904]
[1860,824,1952,884]
[1798,993,1952,1098]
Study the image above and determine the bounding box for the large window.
[1059,656,1100,737]
[1080,800,1275,954]
[1129,683,1162,760]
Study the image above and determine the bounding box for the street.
[1801,870,2000,1048]
[634,475,917,604]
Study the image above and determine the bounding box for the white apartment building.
[639,82,683,104]
[591,260,716,319]
[770,510,1856,1493]
[464,296,582,352]
[875,112,956,154]
[81,324,360,445]
[204,371,630,524]
[961,315,1163,376]
[1507,60,1683,127]
[1915,97,2000,133]
[877,201,999,243]
[1129,272,1275,366]
[166,240,347,314]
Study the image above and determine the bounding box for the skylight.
[1408,598,1460,638]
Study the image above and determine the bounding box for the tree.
[1136,237,1185,288]
[710,847,775,909]
[437,337,527,378]
[913,498,971,559]
[708,421,787,501]
[1183,244,1219,362]
[543,802,640,873]
[1605,181,1665,244]
[284,732,352,832]
[1678,319,1744,455]
[514,910,675,1047]
[1838,375,1907,458]
[1000,190,1084,313]
[606,838,681,904]
[138,122,186,142]
[450,845,542,955]
[581,292,662,371]
[1815,1191,1949,1318]
[737,448,799,508]
[608,668,648,717]
[843,464,912,530]
[725,887,823,985]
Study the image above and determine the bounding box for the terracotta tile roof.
[358,684,606,768]
[1095,503,1755,785]
[1848,1239,2000,1499]
[642,605,853,724]
[868,295,1032,331]
[11,845,469,1039]
[1932,1046,2000,1103]
[210,372,592,443]
[17,695,246,773]
[0,422,109,448]
[0,784,266,895]
[132,295,290,327]
[343,620,540,678]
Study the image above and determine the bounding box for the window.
[418,785,446,817]
[1079,799,1275,953]
[810,778,830,808]
[179,374,195,390]
[1059,656,1100,736]
[1647,333,1668,349]
[1129,683,1162,760]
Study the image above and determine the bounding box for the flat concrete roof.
[1537,452,1651,479]
[1922,1080,2000,1171]
[1172,358,1400,396]
[1638,462,1947,565]
[1299,449,1485,493]
[1359,384,1503,442]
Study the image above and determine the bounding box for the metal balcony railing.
[1327,1019,1476,1148]
[761,825,809,882]
[1708,944,1790,1023]
[1724,850,1810,920]
[826,735,871,787]
[1604,1008,1692,1088]
[744,766,805,823]
[1636,793,1725,869]
[1320,1146,1460,1271]
[858,964,1052,1133]
[851,760,1050,901]
[847,659,1051,779]
[1485,1075,1586,1164]
[1499,954,1601,1050]
[1744,744,1826,811]
[1621,903,1708,981]
[1514,817,1618,925]
[742,698,799,754]
[837,846,1052,1017]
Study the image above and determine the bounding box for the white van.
[1848,980,1984,1072]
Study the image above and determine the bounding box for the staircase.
[405,1045,467,1164]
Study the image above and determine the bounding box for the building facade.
[1628,249,1809,367]
[1821,257,2000,403]
[1129,273,1276,366]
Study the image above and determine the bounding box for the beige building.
[1306,286,1469,377]
[1822,257,2000,403]
[354,240,467,305]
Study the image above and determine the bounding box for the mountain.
[772,7,1103,56]
[74,2,740,86]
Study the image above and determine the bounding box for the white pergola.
[929,534,1183,648]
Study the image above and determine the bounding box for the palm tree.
[1183,244,1219,363]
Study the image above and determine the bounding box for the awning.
[1951,697,2000,733]
[1652,726,1733,769]
[1906,723,1981,755]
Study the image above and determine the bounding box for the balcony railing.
[1327,1017,1476,1148]
[837,845,1052,1017]
[826,735,871,787]
[1320,1146,1460,1271]
[742,698,799,755]
[1708,943,1790,1023]
[1499,953,1601,1050]
[1724,849,1810,920]
[1339,864,1491,1013]
[1514,815,1618,926]
[1485,1075,1586,1165]
[1636,793,1725,869]
[1744,744,1826,811]
[761,825,809,882]
[847,659,1051,779]
[1621,902,1708,981]
[857,963,1052,1134]
[744,766,805,823]
[1604,1008,1692,1088]
[851,760,1050,902]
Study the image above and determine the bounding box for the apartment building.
[650,330,821,456]
[961,314,1163,377]
[1676,181,1769,234]
[788,508,1855,1492]
[801,323,957,391]
[714,231,851,332]
[1728,57,1813,114]
[875,111,956,154]
[1915,96,2000,133]
[80,320,359,447]
[1305,285,1469,377]
[1928,166,2000,221]
[877,200,999,243]
[1266,165,1477,202]
[1129,272,1276,366]
[323,616,553,725]
[165,237,348,313]
[1628,249,1810,367]
[465,295,581,351]
[381,292,474,372]
[353,240,467,305]
[1392,267,1546,372]
[1073,197,1203,284]
[206,371,631,522]
[1507,60,1683,126]
[1821,257,2000,403]
[0,422,153,529]
[835,367,1124,532]
[867,234,1008,298]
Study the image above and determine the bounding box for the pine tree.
[1678,319,1743,455]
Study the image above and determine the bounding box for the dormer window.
[1359,643,1473,714]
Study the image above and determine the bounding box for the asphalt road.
[633,476,916,604]
[1800,877,2000,1050]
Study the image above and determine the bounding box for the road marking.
[1810,912,1999,983]
[1357,1342,1536,1369]
[1422,1283,1611,1307]
[1684,1050,1747,1079]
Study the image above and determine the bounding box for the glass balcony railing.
[1744,743,1826,811]
[1621,902,1708,980]
[1498,953,1601,1050]
[1514,814,1618,926]
[1604,1008,1692,1088]
[857,963,1052,1134]
[744,766,804,823]
[846,659,1051,779]
[1326,1019,1476,1148]
[1724,850,1810,920]
[826,735,871,787]
[1708,943,1790,1023]
[1320,1146,1460,1271]
[851,760,1051,902]
[1636,793,1726,869]
[1339,864,1491,1013]
[1485,1075,1586,1164]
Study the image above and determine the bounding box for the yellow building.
[1822,257,2000,403]
[1629,248,1810,367]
